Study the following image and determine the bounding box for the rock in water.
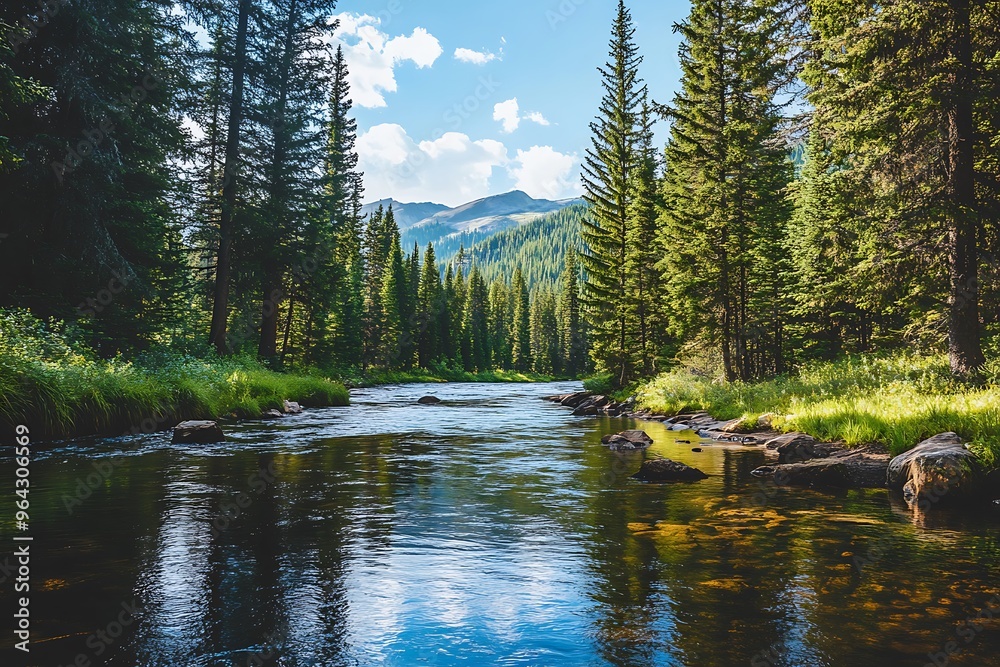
[601,430,654,449]
[887,433,984,507]
[417,396,442,405]
[283,400,304,414]
[172,421,225,444]
[261,409,284,420]
[754,459,851,488]
[632,458,708,483]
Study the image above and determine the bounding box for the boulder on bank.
[172,420,225,444]
[887,433,985,507]
[557,392,593,408]
[632,458,708,483]
[283,400,304,414]
[417,395,442,405]
[753,459,851,488]
[602,430,654,451]
[753,445,889,489]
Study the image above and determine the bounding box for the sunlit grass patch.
[636,352,1000,463]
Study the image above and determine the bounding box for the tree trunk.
[209,0,251,354]
[947,0,985,377]
[258,271,282,360]
[258,0,297,363]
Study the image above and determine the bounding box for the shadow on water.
[2,381,999,666]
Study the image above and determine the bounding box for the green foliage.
[0,310,348,440]
[804,0,998,376]
[582,373,617,396]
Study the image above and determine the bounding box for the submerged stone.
[632,458,708,483]
[172,420,225,444]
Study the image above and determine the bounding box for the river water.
[2,382,999,666]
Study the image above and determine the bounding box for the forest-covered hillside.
[439,205,586,291]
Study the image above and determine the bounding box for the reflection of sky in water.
[4,381,1000,667]
[136,472,214,661]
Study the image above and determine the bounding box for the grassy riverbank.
[633,353,1000,464]
[0,311,348,440]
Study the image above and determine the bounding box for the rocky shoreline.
[545,391,999,510]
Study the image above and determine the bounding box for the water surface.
[2,382,999,666]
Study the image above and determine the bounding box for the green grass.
[0,310,349,440]
[635,352,1000,464]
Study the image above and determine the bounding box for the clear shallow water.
[2,381,1000,666]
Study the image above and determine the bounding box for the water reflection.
[2,382,999,666]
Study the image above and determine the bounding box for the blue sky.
[333,0,690,206]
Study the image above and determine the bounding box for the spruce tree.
[560,247,587,377]
[580,0,647,387]
[511,268,532,371]
[488,280,512,370]
[466,266,490,371]
[659,0,792,381]
[805,0,996,377]
[417,243,441,367]
[379,237,406,368]
[625,102,664,377]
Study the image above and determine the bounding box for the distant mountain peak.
[362,190,583,234]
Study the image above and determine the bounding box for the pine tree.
[511,268,532,371]
[452,265,469,366]
[625,102,664,377]
[805,0,997,377]
[325,47,364,368]
[466,266,490,371]
[659,0,792,381]
[379,237,406,368]
[580,0,648,387]
[361,205,387,369]
[417,243,441,367]
[560,247,587,377]
[0,0,193,353]
[254,0,337,363]
[209,0,252,354]
[488,280,512,370]
[530,288,560,375]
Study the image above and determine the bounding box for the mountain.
[417,190,584,234]
[438,204,587,290]
[360,199,450,230]
[362,191,585,252]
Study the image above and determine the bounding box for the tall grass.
[0,310,349,440]
[636,353,1000,463]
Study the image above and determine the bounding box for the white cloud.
[525,111,551,126]
[493,99,553,133]
[333,13,443,108]
[358,125,581,205]
[508,145,581,200]
[358,124,508,206]
[493,98,521,134]
[454,47,498,65]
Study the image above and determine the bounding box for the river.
[2,382,999,666]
